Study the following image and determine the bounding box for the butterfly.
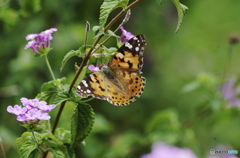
[76,35,146,106]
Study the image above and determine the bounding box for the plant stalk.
[44,55,56,81]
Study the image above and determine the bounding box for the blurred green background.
[1,0,240,157]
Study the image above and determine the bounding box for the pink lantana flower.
[25,28,57,54]
[7,98,56,124]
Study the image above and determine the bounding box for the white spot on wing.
[82,80,88,87]
[125,42,133,49]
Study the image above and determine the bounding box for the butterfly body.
[77,35,146,106]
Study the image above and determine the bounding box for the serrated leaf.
[40,78,66,92]
[19,141,39,158]
[16,131,70,158]
[52,91,70,105]
[99,0,129,28]
[36,91,57,104]
[171,0,188,32]
[41,132,69,158]
[16,132,39,158]
[71,103,94,147]
[36,78,66,104]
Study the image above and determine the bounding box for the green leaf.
[92,25,101,32]
[171,0,188,32]
[41,132,69,158]
[60,50,81,72]
[36,78,66,104]
[92,25,105,38]
[16,132,39,158]
[61,45,94,72]
[40,78,66,92]
[54,128,71,144]
[99,0,129,28]
[36,91,57,104]
[52,91,70,105]
[54,128,75,157]
[19,142,40,158]
[71,103,95,147]
[106,30,118,37]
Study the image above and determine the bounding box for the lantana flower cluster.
[25,28,57,54]
[7,98,56,124]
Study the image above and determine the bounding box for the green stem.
[0,137,6,158]
[31,130,43,153]
[44,55,56,81]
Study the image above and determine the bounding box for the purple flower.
[140,142,197,158]
[119,26,135,43]
[25,28,57,54]
[7,98,56,124]
[88,65,101,72]
[222,77,240,107]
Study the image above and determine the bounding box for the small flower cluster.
[7,98,56,124]
[25,28,57,54]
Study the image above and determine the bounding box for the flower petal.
[88,65,101,72]
[119,26,135,43]
[26,34,38,40]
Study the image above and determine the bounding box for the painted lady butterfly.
[76,35,146,106]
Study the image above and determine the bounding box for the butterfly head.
[100,65,115,79]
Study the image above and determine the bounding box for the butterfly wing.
[108,35,146,99]
[76,72,138,105]
[77,35,147,106]
[106,71,146,105]
[76,72,107,100]
[109,35,146,72]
